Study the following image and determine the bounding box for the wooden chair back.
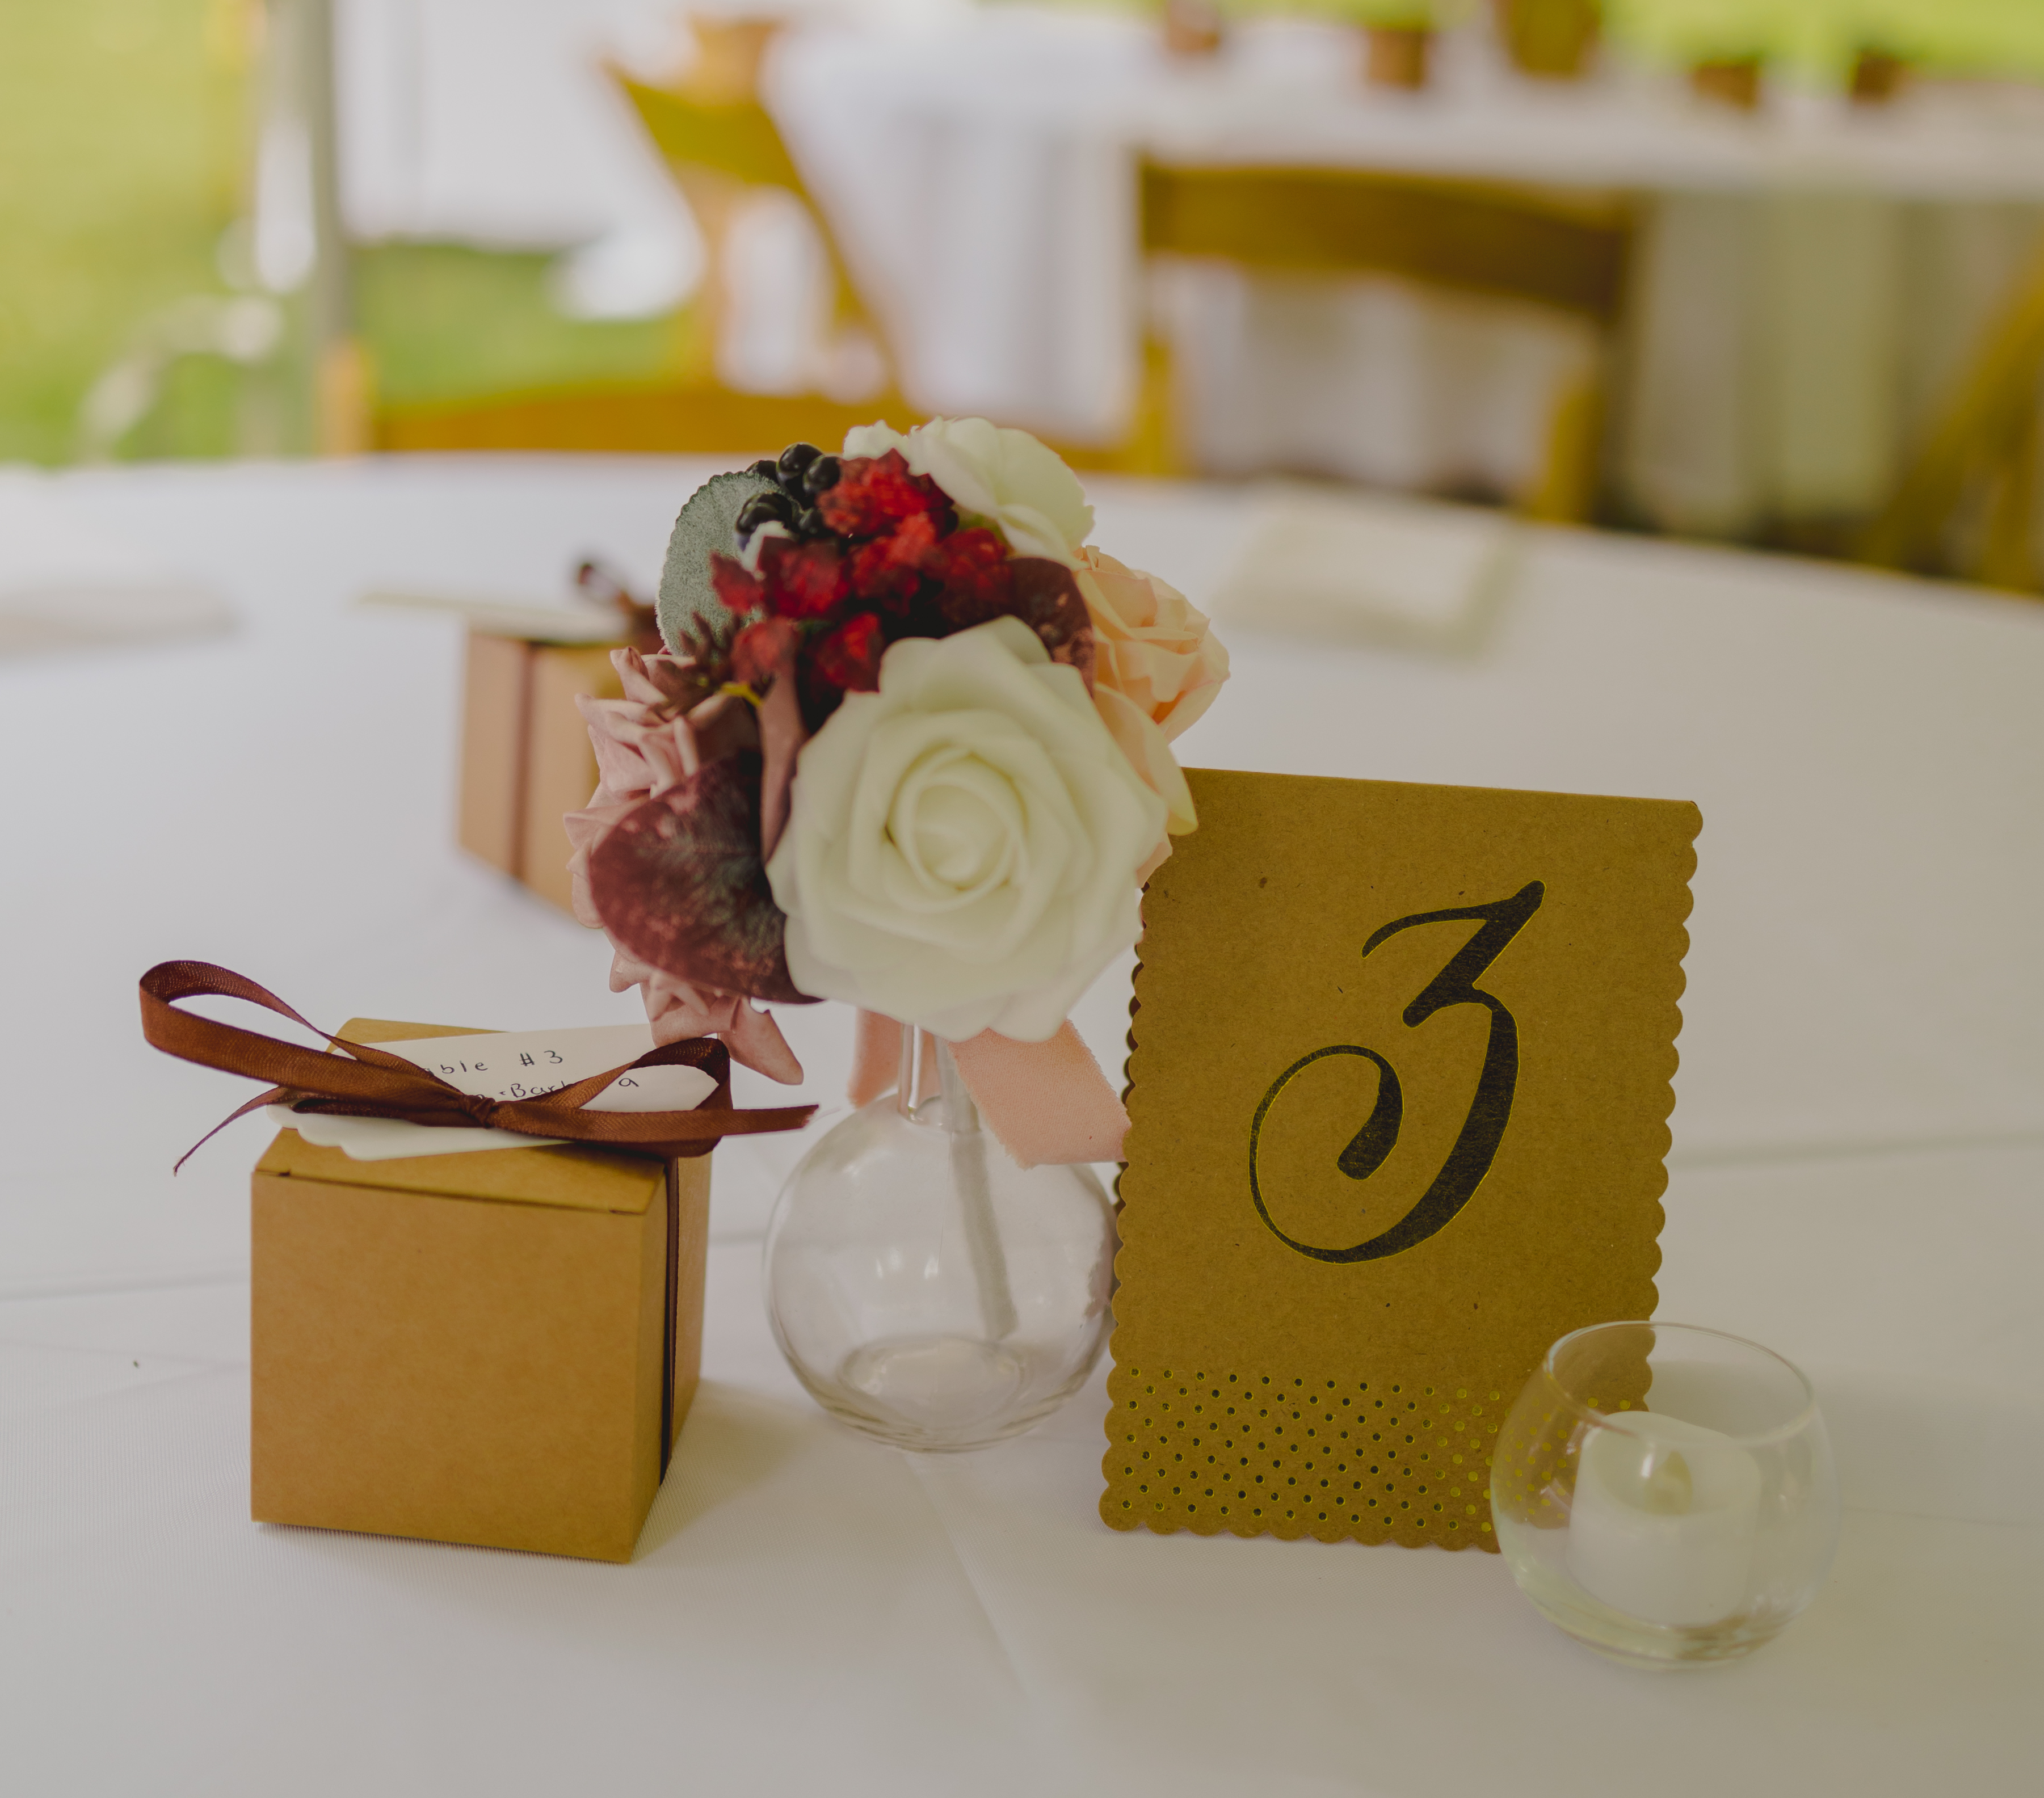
[1860,243,2044,592]
[618,47,895,395]
[1134,162,1635,516]
[376,23,915,456]
[1140,164,1631,325]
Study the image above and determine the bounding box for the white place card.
[267,1024,717,1162]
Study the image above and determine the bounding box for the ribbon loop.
[140,961,815,1168]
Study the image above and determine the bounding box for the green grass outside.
[0,0,246,464]
[0,2,686,464]
[351,243,686,411]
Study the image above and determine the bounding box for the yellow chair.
[1859,245,2044,593]
[1132,162,1636,520]
[377,20,920,457]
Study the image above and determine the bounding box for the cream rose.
[765,615,1167,1042]
[1076,548,1229,837]
[842,417,1093,566]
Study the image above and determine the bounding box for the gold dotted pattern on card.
[1108,1370,1503,1547]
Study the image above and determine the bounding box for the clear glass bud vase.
[763,1023,1117,1451]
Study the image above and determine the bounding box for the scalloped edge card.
[1104,769,1699,1551]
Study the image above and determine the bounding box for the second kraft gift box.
[249,1018,710,1563]
[457,631,626,915]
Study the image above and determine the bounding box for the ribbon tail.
[949,1024,1128,1169]
[847,1008,904,1109]
[175,1085,292,1176]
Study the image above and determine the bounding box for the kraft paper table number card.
[1104,769,1700,1549]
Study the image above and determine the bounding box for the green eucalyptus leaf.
[656,467,779,656]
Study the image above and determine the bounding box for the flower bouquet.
[565,419,1227,1447]
[566,417,1226,1163]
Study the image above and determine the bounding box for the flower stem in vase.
[902,1025,1020,1342]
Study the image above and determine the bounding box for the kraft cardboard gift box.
[250,1020,708,1562]
[457,631,624,915]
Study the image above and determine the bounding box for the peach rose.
[1075,548,1229,837]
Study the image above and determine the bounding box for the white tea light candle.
[1495,1324,1839,1666]
[1566,1413,1762,1627]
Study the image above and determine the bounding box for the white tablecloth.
[2,458,2038,1793]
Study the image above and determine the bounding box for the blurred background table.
[322,6,2044,551]
[19,2,2044,582]
[2,457,2038,1793]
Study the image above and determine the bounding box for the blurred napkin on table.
[0,468,233,655]
[1207,482,1517,654]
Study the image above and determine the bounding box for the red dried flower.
[849,541,919,609]
[758,536,849,620]
[708,551,764,617]
[926,527,1015,626]
[811,610,885,693]
[818,450,949,539]
[848,509,939,608]
[730,614,802,690]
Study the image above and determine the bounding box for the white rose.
[842,416,1094,566]
[766,616,1167,1042]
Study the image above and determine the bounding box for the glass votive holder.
[1491,1322,1840,1668]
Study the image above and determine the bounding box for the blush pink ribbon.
[847,1008,1128,1168]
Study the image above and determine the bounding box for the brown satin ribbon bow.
[140,960,815,1170]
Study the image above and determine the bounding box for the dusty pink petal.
[564,793,637,855]
[567,656,802,1084]
[637,721,692,793]
[577,694,659,794]
[683,689,761,766]
[563,790,641,929]
[605,949,804,1083]
[709,999,805,1085]
[642,972,804,1084]
[580,693,692,794]
[616,647,700,709]
[580,647,763,806]
[608,944,664,996]
[567,854,601,929]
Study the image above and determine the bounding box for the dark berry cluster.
[735,443,843,544]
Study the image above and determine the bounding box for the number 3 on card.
[1248,880,1545,1264]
